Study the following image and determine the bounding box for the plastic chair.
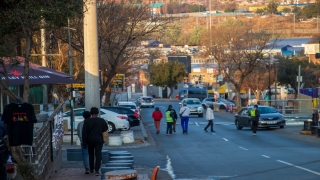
[151,166,160,180]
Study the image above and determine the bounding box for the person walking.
[249,104,260,136]
[204,104,215,132]
[179,102,190,134]
[0,120,9,180]
[77,111,91,174]
[165,105,174,136]
[169,105,178,133]
[82,107,108,176]
[152,107,163,134]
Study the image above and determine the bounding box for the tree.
[204,19,276,110]
[266,0,279,14]
[277,57,320,98]
[164,22,182,45]
[0,1,83,179]
[244,62,276,104]
[282,8,291,14]
[149,61,186,98]
[96,2,171,105]
[188,26,204,45]
[255,8,265,15]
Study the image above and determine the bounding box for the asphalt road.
[128,99,320,180]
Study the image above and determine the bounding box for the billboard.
[111,74,125,92]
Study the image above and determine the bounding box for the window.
[74,109,85,116]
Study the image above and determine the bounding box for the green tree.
[164,22,182,45]
[277,57,320,97]
[266,0,279,14]
[188,26,204,45]
[282,7,291,14]
[149,61,186,98]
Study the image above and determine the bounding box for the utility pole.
[41,21,48,112]
[298,65,301,97]
[84,0,100,110]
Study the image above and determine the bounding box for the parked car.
[101,106,140,128]
[117,101,140,115]
[135,96,155,108]
[63,108,129,133]
[179,98,204,117]
[234,106,286,130]
[284,87,295,94]
[202,97,235,109]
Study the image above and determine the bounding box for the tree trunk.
[100,69,116,105]
[23,33,32,101]
[104,84,111,106]
[236,89,242,111]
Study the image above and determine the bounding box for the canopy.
[0,61,77,85]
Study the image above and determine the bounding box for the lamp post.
[268,58,271,107]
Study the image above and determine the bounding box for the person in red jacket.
[152,107,163,134]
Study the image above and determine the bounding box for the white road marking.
[277,160,320,176]
[239,147,248,150]
[195,122,199,126]
[262,155,270,158]
[166,155,176,179]
[212,133,216,135]
[222,138,228,141]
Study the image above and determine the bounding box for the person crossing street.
[179,103,190,134]
[249,104,260,136]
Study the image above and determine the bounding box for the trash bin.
[285,106,294,114]
[303,119,312,131]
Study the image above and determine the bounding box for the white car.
[63,108,129,133]
[117,101,140,117]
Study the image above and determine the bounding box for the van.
[179,87,207,101]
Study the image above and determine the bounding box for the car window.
[205,98,213,102]
[258,107,277,114]
[118,105,136,109]
[106,108,118,113]
[187,99,201,104]
[74,109,85,116]
[64,112,70,117]
[100,111,105,115]
[239,108,248,115]
[142,98,152,101]
[119,108,134,114]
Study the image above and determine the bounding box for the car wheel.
[198,113,203,117]
[280,125,284,129]
[235,120,243,130]
[107,122,116,133]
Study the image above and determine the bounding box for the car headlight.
[198,107,203,111]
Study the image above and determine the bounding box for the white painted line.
[262,155,270,158]
[277,160,320,176]
[212,133,216,135]
[239,147,248,150]
[195,122,199,126]
[166,155,176,179]
[222,138,228,141]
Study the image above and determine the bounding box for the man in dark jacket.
[168,105,178,133]
[82,107,108,176]
[0,120,9,180]
[249,104,260,136]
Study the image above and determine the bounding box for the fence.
[20,103,64,180]
[257,99,318,114]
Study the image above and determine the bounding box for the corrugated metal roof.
[269,38,311,47]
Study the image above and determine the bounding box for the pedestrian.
[165,105,174,136]
[179,102,190,134]
[249,104,260,136]
[169,105,178,133]
[82,107,108,176]
[152,107,163,134]
[204,104,215,132]
[77,111,91,174]
[0,119,9,180]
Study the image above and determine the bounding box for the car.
[202,97,235,110]
[116,101,140,117]
[63,108,129,133]
[101,106,140,128]
[234,106,286,130]
[284,87,295,94]
[179,98,204,117]
[135,96,155,108]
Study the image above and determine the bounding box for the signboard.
[111,74,125,92]
[66,84,85,88]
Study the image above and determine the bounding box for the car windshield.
[186,99,201,104]
[250,107,278,114]
[219,99,229,103]
[118,105,136,109]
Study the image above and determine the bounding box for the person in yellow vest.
[249,104,260,136]
[165,106,174,136]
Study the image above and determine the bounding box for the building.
[167,55,192,73]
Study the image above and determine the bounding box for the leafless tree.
[204,19,277,110]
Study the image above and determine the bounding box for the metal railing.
[20,103,64,179]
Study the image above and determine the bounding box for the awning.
[0,59,78,85]
[218,84,226,93]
